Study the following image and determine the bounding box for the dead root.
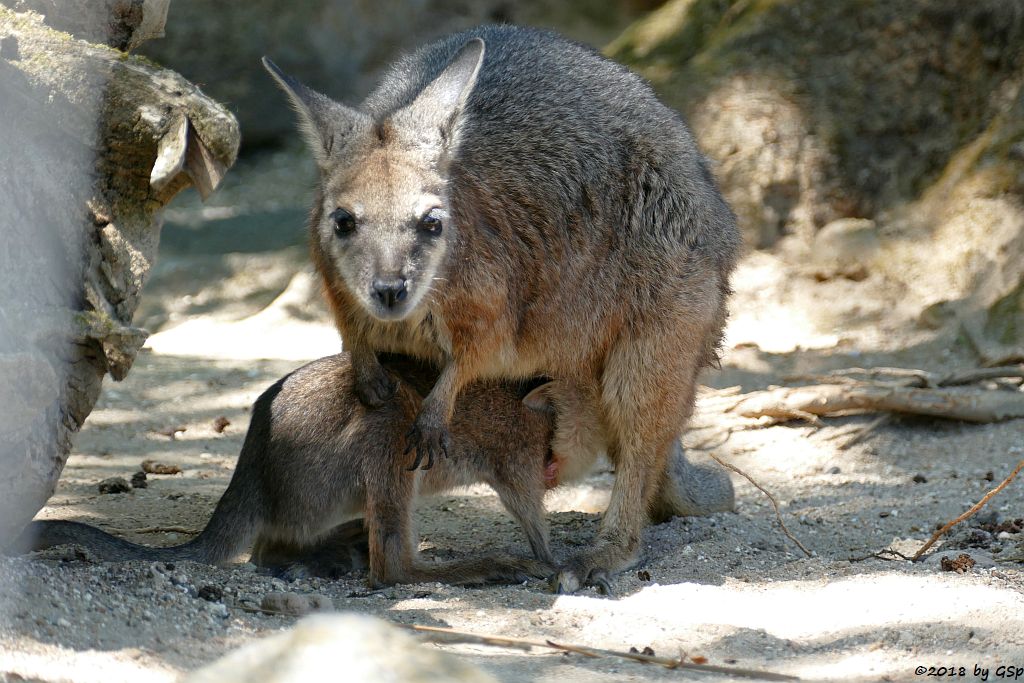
[706,454,813,558]
[400,624,800,681]
[728,365,1024,425]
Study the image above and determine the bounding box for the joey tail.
[6,480,260,565]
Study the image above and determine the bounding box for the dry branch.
[911,459,1024,561]
[730,383,1024,424]
[399,624,800,681]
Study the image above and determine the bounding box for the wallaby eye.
[331,208,356,237]
[418,209,443,236]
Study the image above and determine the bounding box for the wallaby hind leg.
[366,484,553,587]
[554,332,703,594]
[255,520,370,580]
[648,441,735,524]
[489,463,554,565]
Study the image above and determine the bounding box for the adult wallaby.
[264,24,740,592]
[9,354,733,587]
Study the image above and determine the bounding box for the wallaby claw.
[551,567,615,596]
[403,426,434,471]
[276,563,311,582]
[590,572,614,596]
[403,418,450,471]
[551,570,582,594]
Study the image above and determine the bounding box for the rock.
[185,613,499,683]
[97,477,131,495]
[609,0,1024,347]
[130,471,147,488]
[141,460,181,475]
[198,585,223,602]
[0,0,170,50]
[0,6,238,546]
[809,219,880,281]
[260,591,333,617]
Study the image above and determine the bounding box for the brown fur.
[266,26,740,591]
[11,353,733,588]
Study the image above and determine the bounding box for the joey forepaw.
[354,363,397,408]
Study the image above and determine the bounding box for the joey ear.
[262,57,368,165]
[394,38,485,145]
[523,382,556,414]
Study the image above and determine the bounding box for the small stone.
[198,585,224,602]
[206,602,229,618]
[142,460,182,475]
[1,36,20,60]
[826,466,841,475]
[878,511,890,518]
[131,471,148,489]
[56,617,70,628]
[97,477,131,494]
[940,553,976,573]
[212,416,231,433]
[912,474,927,484]
[260,591,333,617]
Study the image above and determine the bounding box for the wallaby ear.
[393,38,485,145]
[262,57,368,165]
[523,382,556,414]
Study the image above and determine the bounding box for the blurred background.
[137,0,1024,367]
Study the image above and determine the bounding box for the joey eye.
[418,209,443,236]
[330,208,356,237]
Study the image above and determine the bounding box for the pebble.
[97,477,132,495]
[260,591,333,617]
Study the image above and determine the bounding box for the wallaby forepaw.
[354,366,397,408]
[551,564,615,596]
[551,570,582,594]
[403,415,451,471]
[276,563,312,582]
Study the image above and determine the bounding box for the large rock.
[0,7,239,546]
[609,0,1024,346]
[186,614,498,683]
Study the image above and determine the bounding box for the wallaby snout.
[372,275,409,310]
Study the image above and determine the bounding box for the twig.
[706,454,812,558]
[847,547,913,562]
[911,458,1024,561]
[698,385,744,398]
[784,367,933,387]
[687,427,737,451]
[836,414,891,450]
[400,624,799,680]
[730,383,1024,423]
[938,365,1024,386]
[129,526,199,535]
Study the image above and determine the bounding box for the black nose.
[372,276,408,309]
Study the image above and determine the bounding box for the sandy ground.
[1,151,1023,682]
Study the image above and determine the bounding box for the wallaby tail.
[649,440,735,523]
[6,481,259,565]
[400,554,552,587]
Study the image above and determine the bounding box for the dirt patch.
[2,153,1023,682]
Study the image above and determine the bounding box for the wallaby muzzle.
[372,275,409,310]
